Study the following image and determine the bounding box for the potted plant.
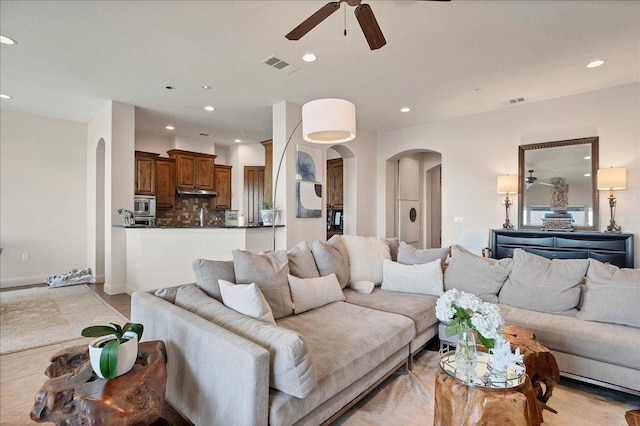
[260,200,275,226]
[81,322,144,379]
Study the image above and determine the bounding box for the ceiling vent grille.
[508,97,526,104]
[262,55,299,75]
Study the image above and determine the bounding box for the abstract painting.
[296,181,322,218]
[296,144,323,182]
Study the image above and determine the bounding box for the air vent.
[508,97,526,104]
[262,55,300,75]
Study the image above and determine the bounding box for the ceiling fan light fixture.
[302,98,356,144]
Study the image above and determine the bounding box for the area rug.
[0,285,127,354]
[336,350,640,426]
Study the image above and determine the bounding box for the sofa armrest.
[131,291,270,426]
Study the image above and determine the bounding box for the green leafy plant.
[261,200,273,210]
[81,322,143,379]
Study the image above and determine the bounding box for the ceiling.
[1,1,638,146]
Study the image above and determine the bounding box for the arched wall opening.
[385,149,442,248]
[327,144,356,236]
[95,139,106,280]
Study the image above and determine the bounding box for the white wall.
[377,83,640,266]
[134,132,173,157]
[174,134,216,156]
[1,110,88,287]
[228,143,265,215]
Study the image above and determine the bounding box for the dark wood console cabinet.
[490,230,634,268]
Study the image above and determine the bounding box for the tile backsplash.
[156,197,225,227]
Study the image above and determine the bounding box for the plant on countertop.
[261,200,273,210]
[82,322,143,379]
[435,289,503,349]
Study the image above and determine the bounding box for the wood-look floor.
[0,283,190,425]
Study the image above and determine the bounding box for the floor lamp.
[497,175,518,229]
[272,98,356,250]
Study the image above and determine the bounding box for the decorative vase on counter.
[455,324,478,382]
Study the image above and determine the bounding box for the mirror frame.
[518,136,599,230]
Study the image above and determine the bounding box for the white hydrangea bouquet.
[435,289,504,349]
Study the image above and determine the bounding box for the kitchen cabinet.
[327,158,343,209]
[212,165,232,210]
[167,149,216,191]
[155,157,176,209]
[135,151,159,195]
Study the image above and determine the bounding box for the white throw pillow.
[218,280,276,324]
[341,235,391,285]
[576,258,640,327]
[287,273,345,314]
[381,258,444,296]
[349,280,375,294]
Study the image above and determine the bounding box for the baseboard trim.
[0,275,48,289]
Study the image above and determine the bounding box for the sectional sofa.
[131,235,640,426]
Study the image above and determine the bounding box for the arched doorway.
[95,139,106,281]
[385,150,442,248]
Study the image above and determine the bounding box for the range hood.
[176,188,218,197]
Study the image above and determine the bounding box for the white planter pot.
[88,331,138,379]
[260,209,275,226]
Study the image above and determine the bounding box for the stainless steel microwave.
[134,195,156,217]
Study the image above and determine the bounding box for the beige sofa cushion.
[499,249,588,315]
[175,285,316,398]
[397,241,448,265]
[288,273,345,314]
[287,241,320,279]
[444,245,512,302]
[192,259,236,301]
[576,259,640,327]
[232,249,293,319]
[381,259,443,296]
[341,235,391,285]
[218,280,276,324]
[311,235,350,288]
[499,304,640,371]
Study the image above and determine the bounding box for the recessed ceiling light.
[400,107,410,113]
[584,173,591,177]
[586,60,604,68]
[0,93,12,100]
[302,53,317,62]
[584,156,591,160]
[202,85,212,90]
[165,125,175,130]
[0,35,17,45]
[204,105,215,111]
[234,139,242,143]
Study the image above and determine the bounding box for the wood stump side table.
[31,340,167,426]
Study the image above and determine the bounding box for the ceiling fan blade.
[286,2,342,41]
[354,4,386,50]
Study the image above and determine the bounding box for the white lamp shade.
[497,175,519,194]
[597,167,627,190]
[302,98,356,144]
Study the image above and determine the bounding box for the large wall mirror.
[518,137,599,230]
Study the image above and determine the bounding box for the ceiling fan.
[286,0,451,51]
[525,170,553,189]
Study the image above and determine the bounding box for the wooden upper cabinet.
[155,158,176,209]
[167,150,217,191]
[212,165,232,210]
[135,151,160,195]
[327,158,344,209]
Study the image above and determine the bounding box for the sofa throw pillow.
[397,241,449,265]
[311,235,350,288]
[384,238,400,262]
[444,245,513,303]
[498,249,588,315]
[349,280,375,294]
[232,249,293,319]
[218,280,276,324]
[175,285,316,398]
[576,258,640,327]
[287,241,320,279]
[192,259,236,301]
[154,284,195,304]
[287,273,345,314]
[341,235,391,285]
[381,258,444,296]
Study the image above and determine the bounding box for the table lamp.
[597,167,627,233]
[497,175,519,229]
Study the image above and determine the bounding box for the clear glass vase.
[455,325,478,382]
